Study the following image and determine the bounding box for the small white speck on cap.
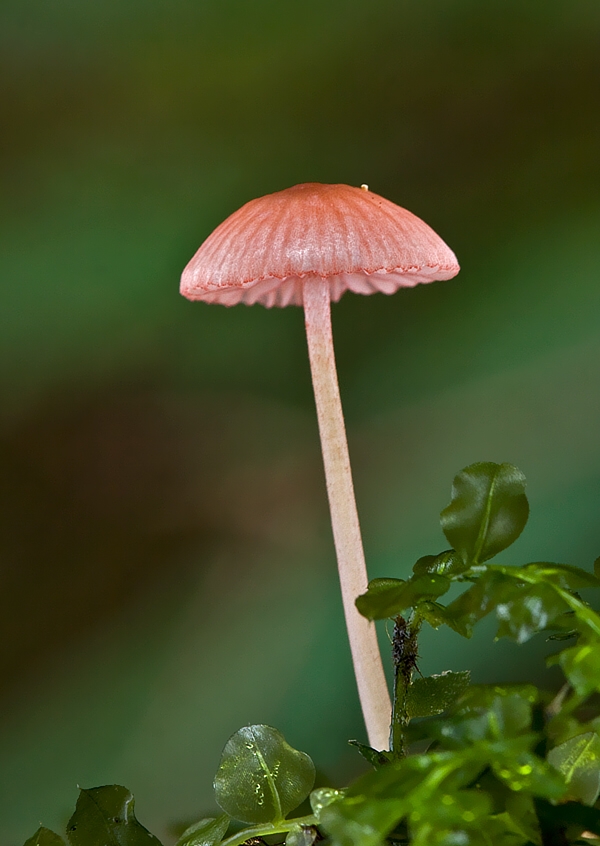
[360,183,369,191]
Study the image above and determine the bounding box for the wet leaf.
[175,816,229,846]
[428,712,495,748]
[472,813,531,846]
[503,793,542,846]
[494,581,570,643]
[408,789,492,846]
[285,826,318,846]
[549,639,600,696]
[440,463,529,565]
[443,565,572,642]
[417,601,455,630]
[213,725,315,824]
[483,694,533,738]
[547,732,600,805]
[491,749,566,800]
[518,562,600,591]
[319,796,404,846]
[430,698,534,750]
[412,550,468,578]
[356,574,450,621]
[407,671,471,719]
[444,570,516,637]
[24,829,66,846]
[309,787,344,821]
[456,684,539,714]
[66,786,163,846]
[320,749,487,846]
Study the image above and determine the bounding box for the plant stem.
[303,277,392,751]
[390,616,420,757]
[219,815,317,846]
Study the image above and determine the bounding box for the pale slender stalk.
[303,277,392,751]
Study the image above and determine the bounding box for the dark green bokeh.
[1,1,600,842]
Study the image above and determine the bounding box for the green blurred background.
[1,0,600,841]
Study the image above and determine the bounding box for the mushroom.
[181,183,459,751]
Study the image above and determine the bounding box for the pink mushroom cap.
[180,183,460,308]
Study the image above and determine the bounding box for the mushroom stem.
[303,277,392,751]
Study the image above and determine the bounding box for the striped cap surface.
[181,183,459,308]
